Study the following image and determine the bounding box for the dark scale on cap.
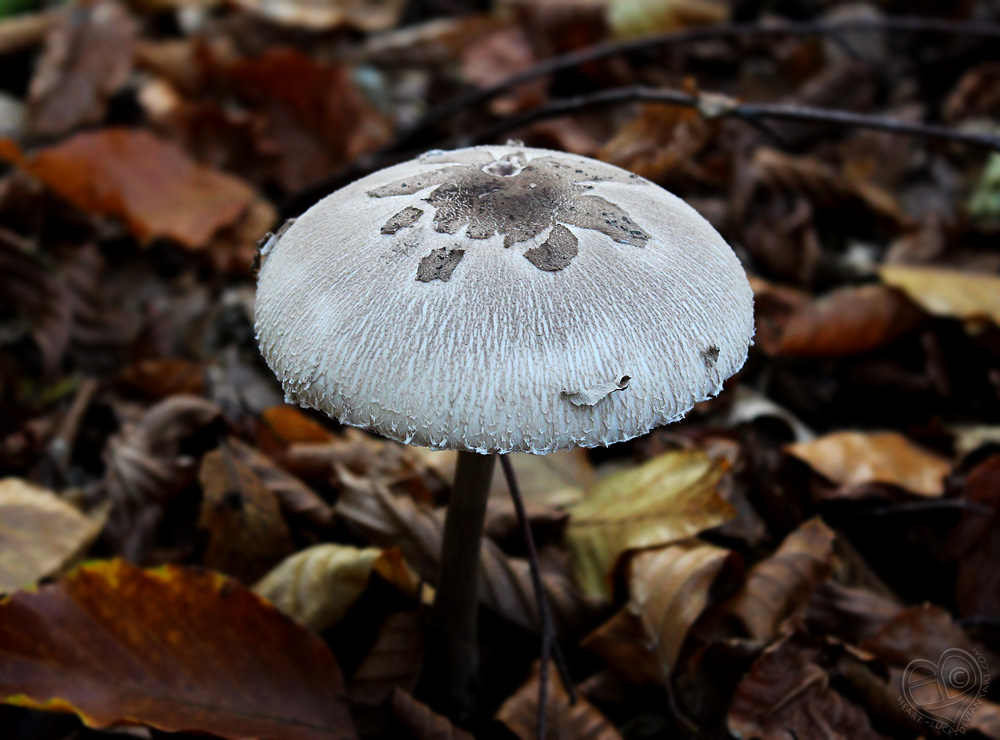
[416,248,465,282]
[369,150,651,279]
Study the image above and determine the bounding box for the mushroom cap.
[255,145,754,454]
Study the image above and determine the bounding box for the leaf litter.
[2,0,1000,738]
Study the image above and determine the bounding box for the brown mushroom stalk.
[419,451,496,713]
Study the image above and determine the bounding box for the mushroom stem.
[427,450,496,713]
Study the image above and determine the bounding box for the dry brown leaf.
[947,453,1000,617]
[199,443,296,584]
[224,437,335,530]
[459,24,543,115]
[257,404,334,455]
[629,540,732,677]
[776,284,925,357]
[860,605,995,738]
[0,11,55,56]
[0,479,106,593]
[497,662,623,740]
[390,688,473,740]
[116,358,206,399]
[0,560,356,740]
[598,100,713,183]
[28,0,137,137]
[879,264,1000,327]
[229,48,391,193]
[580,607,662,685]
[103,395,223,558]
[565,450,735,600]
[0,130,256,248]
[0,230,71,377]
[351,613,425,706]
[728,636,884,740]
[254,544,383,632]
[786,431,950,497]
[334,473,592,634]
[721,517,835,643]
[802,582,903,646]
[232,0,406,31]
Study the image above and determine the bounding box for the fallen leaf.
[0,129,257,248]
[229,48,391,193]
[0,559,356,740]
[728,636,883,740]
[802,582,903,646]
[351,613,425,706]
[629,540,733,677]
[116,358,206,399]
[254,544,383,632]
[775,284,925,357]
[0,230,71,376]
[199,442,296,584]
[225,437,336,531]
[786,431,950,497]
[257,404,335,455]
[720,517,835,643]
[103,395,223,559]
[0,478,105,592]
[580,607,662,685]
[497,661,623,740]
[880,264,1000,327]
[390,688,474,740]
[947,453,1000,617]
[28,0,137,137]
[459,24,543,115]
[565,450,735,600]
[232,0,406,31]
[607,0,729,39]
[334,473,593,634]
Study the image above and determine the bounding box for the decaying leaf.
[231,0,406,32]
[0,130,257,248]
[254,543,384,632]
[199,443,296,584]
[0,559,356,740]
[947,453,1000,617]
[0,478,105,593]
[607,0,729,39]
[879,264,1000,327]
[351,613,425,707]
[565,450,735,600]
[728,636,883,740]
[775,284,925,357]
[28,0,137,137]
[581,607,662,685]
[786,431,950,497]
[720,517,835,643]
[335,473,593,634]
[497,662,623,740]
[629,540,733,677]
[390,688,473,740]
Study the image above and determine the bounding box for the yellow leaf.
[880,264,1000,327]
[254,544,383,632]
[565,450,735,600]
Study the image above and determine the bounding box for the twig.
[281,16,1000,216]
[463,86,1000,152]
[389,16,1000,154]
[499,455,576,740]
[856,498,994,518]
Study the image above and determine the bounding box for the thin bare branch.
[463,86,1000,152]
[391,16,1000,153]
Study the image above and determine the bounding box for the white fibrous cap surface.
[255,145,754,454]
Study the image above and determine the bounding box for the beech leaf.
[565,450,735,600]
[0,559,356,740]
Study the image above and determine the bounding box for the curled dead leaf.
[720,517,835,643]
[879,264,1000,328]
[254,544,384,632]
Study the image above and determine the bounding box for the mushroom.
[255,144,754,713]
